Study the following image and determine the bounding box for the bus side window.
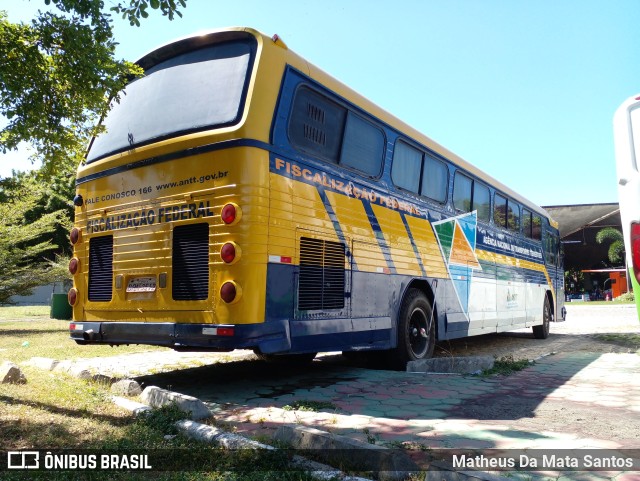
[473,182,491,222]
[288,86,346,164]
[532,215,542,240]
[341,112,385,177]
[508,201,520,232]
[453,171,472,212]
[391,141,422,193]
[421,154,448,203]
[494,194,508,228]
[523,209,533,237]
[544,233,559,266]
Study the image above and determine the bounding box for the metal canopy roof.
[543,203,620,238]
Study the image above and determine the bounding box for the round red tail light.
[220,282,237,303]
[70,227,81,245]
[68,288,78,306]
[220,243,236,263]
[221,203,237,224]
[68,258,79,275]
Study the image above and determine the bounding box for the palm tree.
[596,227,625,265]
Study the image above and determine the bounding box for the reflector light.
[216,327,235,336]
[220,243,236,263]
[70,227,81,245]
[68,288,78,306]
[221,204,237,224]
[631,223,640,284]
[220,281,237,303]
[69,257,79,275]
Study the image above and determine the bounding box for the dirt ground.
[433,304,640,360]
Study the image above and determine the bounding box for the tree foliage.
[596,227,625,265]
[0,0,187,176]
[0,182,70,305]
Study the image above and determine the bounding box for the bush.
[616,291,635,302]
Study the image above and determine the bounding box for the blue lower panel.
[69,320,291,352]
[289,316,393,353]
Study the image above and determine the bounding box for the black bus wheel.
[391,288,435,367]
[533,296,551,339]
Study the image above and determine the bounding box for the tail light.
[69,257,79,275]
[70,227,81,245]
[220,281,241,304]
[631,223,640,284]
[220,243,236,263]
[221,203,241,225]
[220,242,241,264]
[68,288,78,306]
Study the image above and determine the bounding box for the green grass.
[0,305,52,320]
[483,355,533,376]
[0,317,166,364]
[594,333,640,349]
[570,300,634,306]
[0,307,323,480]
[282,400,337,412]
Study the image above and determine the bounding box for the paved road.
[69,304,640,480]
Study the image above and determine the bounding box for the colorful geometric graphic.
[432,212,481,314]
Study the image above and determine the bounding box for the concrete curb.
[112,395,152,416]
[32,353,514,481]
[113,395,372,480]
[140,385,211,420]
[407,356,494,374]
[274,424,419,481]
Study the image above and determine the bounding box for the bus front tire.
[391,288,435,368]
[532,296,551,339]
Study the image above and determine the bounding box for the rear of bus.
[614,94,640,317]
[68,28,291,353]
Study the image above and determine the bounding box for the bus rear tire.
[533,296,551,339]
[391,288,435,368]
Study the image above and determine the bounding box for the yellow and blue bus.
[614,94,640,317]
[68,27,565,365]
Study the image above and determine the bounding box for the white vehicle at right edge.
[614,93,640,317]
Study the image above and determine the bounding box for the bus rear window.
[87,39,255,162]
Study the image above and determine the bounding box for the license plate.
[126,276,157,292]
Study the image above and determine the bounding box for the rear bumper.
[69,320,291,353]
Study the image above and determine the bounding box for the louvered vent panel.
[298,237,345,310]
[303,102,327,146]
[172,223,209,301]
[88,235,113,302]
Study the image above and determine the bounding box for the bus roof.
[136,27,555,224]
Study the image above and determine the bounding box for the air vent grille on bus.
[298,237,345,310]
[88,235,113,302]
[172,223,209,301]
[303,102,327,146]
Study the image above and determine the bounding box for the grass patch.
[0,305,51,320]
[0,318,166,364]
[0,307,323,479]
[282,400,337,412]
[2,371,316,479]
[594,333,640,349]
[573,300,634,306]
[483,355,533,376]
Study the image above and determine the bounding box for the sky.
[1,0,639,207]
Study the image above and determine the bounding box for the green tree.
[0,0,187,176]
[596,227,625,265]
[0,165,76,259]
[0,184,70,304]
